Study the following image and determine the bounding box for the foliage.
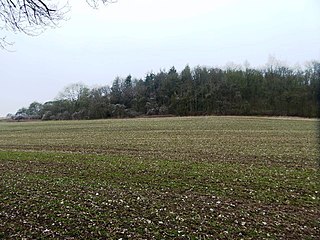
[13,61,320,120]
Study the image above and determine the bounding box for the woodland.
[13,61,320,120]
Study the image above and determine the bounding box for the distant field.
[0,116,318,239]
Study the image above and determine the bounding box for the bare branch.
[0,0,69,35]
[86,0,117,9]
[0,0,115,48]
[0,36,14,50]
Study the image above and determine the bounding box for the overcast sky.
[0,0,319,117]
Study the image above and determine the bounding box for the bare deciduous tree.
[0,0,116,49]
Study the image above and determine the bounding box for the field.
[0,116,319,239]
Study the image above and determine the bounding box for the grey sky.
[0,0,319,117]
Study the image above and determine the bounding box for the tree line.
[11,61,320,120]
